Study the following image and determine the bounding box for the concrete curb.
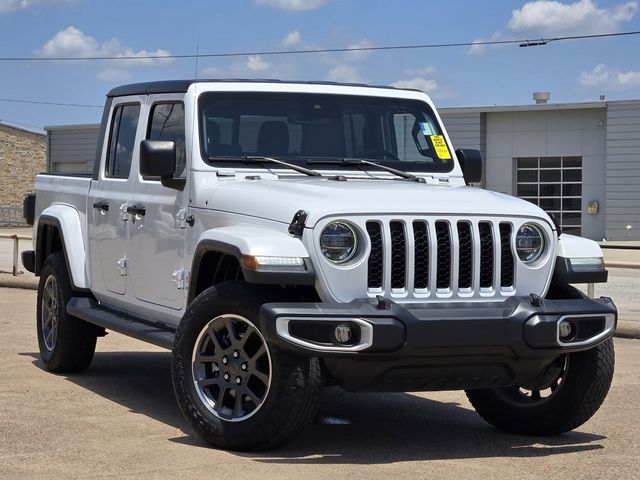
[0,276,638,339]
[615,321,640,339]
[606,261,640,270]
[0,276,37,291]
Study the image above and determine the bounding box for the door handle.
[93,201,109,212]
[126,205,146,216]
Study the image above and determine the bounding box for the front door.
[128,97,188,310]
[88,100,142,296]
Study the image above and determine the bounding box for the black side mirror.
[140,140,176,179]
[455,148,482,185]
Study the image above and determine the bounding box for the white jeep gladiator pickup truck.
[23,79,616,451]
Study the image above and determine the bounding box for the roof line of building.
[0,120,45,136]
[439,99,640,114]
[44,123,101,131]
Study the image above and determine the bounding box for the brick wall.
[0,123,46,207]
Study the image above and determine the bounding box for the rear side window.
[147,102,186,177]
[105,104,141,178]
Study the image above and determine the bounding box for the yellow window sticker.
[430,135,451,160]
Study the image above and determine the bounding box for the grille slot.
[389,221,406,289]
[366,222,383,289]
[363,218,520,299]
[457,222,473,289]
[435,221,451,290]
[500,223,515,288]
[478,222,494,289]
[413,221,429,289]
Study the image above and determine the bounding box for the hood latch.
[288,210,308,237]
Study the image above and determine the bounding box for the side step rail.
[67,297,176,350]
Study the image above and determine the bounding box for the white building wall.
[484,108,607,240]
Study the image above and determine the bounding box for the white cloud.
[579,63,640,88]
[246,55,270,71]
[35,26,173,80]
[37,26,98,58]
[255,0,328,11]
[97,68,131,82]
[391,78,438,93]
[281,30,301,47]
[200,30,374,85]
[508,0,638,35]
[470,0,638,55]
[325,65,363,83]
[0,0,69,14]
[200,56,295,80]
[402,66,438,77]
[391,66,438,93]
[200,65,225,77]
[468,32,504,56]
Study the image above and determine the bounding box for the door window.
[105,104,141,179]
[147,102,186,177]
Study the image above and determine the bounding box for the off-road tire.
[466,338,614,435]
[36,251,97,372]
[172,281,322,451]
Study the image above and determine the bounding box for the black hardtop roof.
[106,79,414,98]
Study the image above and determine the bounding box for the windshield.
[199,92,454,173]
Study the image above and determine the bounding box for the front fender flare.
[189,226,315,302]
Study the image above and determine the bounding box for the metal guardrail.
[600,244,640,250]
[0,234,31,276]
[0,207,26,226]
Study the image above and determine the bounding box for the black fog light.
[559,320,575,341]
[334,323,353,344]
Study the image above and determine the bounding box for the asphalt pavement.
[0,287,638,479]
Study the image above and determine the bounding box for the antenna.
[194,46,199,79]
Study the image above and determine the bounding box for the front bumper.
[259,295,616,392]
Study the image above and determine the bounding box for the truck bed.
[33,173,92,238]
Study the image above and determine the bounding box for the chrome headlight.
[320,222,357,263]
[516,224,545,264]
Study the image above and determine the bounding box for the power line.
[0,97,102,108]
[0,30,637,62]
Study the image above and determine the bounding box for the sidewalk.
[1,227,638,338]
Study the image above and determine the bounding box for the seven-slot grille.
[366,219,515,296]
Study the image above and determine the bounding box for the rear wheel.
[36,252,98,373]
[466,339,614,435]
[172,281,322,451]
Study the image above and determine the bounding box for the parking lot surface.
[1,287,639,479]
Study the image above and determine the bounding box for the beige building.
[0,122,46,222]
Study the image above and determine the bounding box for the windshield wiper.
[209,155,322,177]
[307,158,425,183]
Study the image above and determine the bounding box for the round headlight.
[516,224,545,264]
[320,222,357,263]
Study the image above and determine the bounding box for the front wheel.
[466,338,614,435]
[172,282,322,451]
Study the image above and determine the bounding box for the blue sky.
[0,0,639,130]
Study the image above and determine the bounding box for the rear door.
[128,95,188,310]
[88,99,142,296]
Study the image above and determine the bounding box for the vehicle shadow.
[23,350,606,464]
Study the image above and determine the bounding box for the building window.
[515,156,582,235]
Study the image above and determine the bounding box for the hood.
[208,177,552,227]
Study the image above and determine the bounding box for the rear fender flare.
[36,205,88,290]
